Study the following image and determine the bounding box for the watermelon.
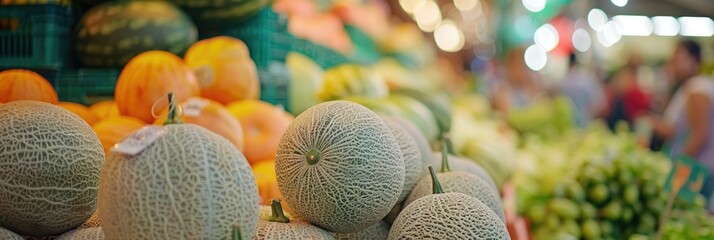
[75,1,198,68]
[170,0,270,29]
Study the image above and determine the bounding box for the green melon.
[56,227,104,240]
[341,96,404,116]
[171,0,269,28]
[386,95,439,141]
[0,227,22,240]
[75,1,198,68]
[276,101,404,233]
[388,167,510,239]
[391,88,452,133]
[0,101,104,237]
[431,152,498,194]
[381,116,422,202]
[254,200,334,240]
[287,52,324,116]
[98,96,258,239]
[406,150,505,222]
[332,221,389,240]
[79,211,100,229]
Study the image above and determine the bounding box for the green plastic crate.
[199,8,291,70]
[345,25,381,66]
[200,8,354,69]
[54,69,120,105]
[290,37,350,69]
[258,62,290,111]
[0,4,73,69]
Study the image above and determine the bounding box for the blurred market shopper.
[492,47,545,115]
[603,54,652,130]
[557,53,605,128]
[652,40,714,209]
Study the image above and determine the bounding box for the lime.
[580,203,597,219]
[549,198,580,219]
[566,182,586,202]
[581,219,601,240]
[624,185,639,205]
[588,184,609,204]
[602,201,623,220]
[527,204,547,223]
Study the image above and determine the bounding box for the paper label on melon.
[182,98,210,117]
[111,125,166,156]
[193,65,216,89]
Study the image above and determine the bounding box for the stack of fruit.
[512,113,714,239]
[0,89,513,239]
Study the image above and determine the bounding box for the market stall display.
[1,0,714,239]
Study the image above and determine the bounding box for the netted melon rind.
[385,116,431,178]
[99,124,259,239]
[404,171,505,222]
[253,219,335,240]
[333,221,389,240]
[381,116,422,202]
[0,226,22,240]
[79,211,100,229]
[276,101,405,233]
[0,101,104,237]
[431,152,499,194]
[56,227,104,240]
[388,193,510,240]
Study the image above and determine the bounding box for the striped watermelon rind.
[74,1,197,68]
[172,0,269,29]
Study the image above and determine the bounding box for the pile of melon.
[0,58,509,239]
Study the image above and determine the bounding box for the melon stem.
[442,133,453,154]
[440,139,451,173]
[233,225,242,240]
[306,149,321,165]
[428,166,444,194]
[163,92,183,125]
[269,199,290,223]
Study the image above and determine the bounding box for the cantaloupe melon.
[254,200,334,240]
[406,150,505,222]
[0,101,104,237]
[79,211,100,229]
[431,152,499,194]
[56,227,104,240]
[0,227,22,240]
[332,221,389,240]
[275,101,404,233]
[98,94,259,239]
[381,116,421,202]
[383,116,431,178]
[388,167,510,239]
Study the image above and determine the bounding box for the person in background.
[650,40,714,209]
[603,54,651,130]
[492,47,544,115]
[557,53,605,128]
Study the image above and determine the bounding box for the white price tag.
[111,126,166,156]
[182,98,209,117]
